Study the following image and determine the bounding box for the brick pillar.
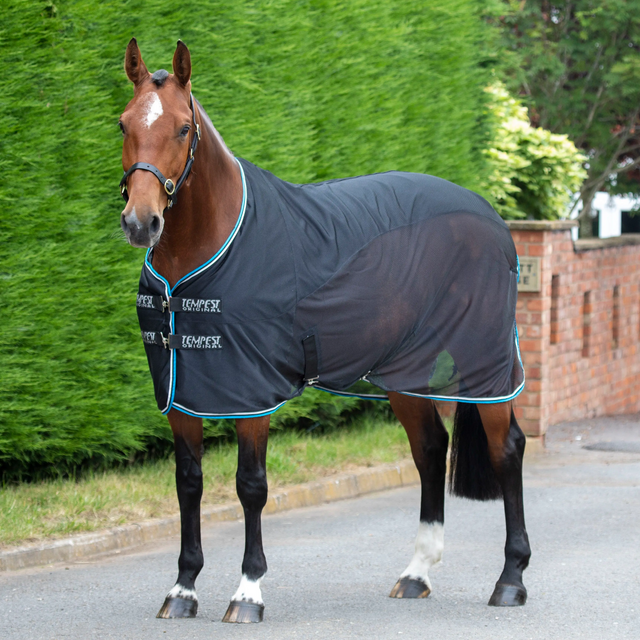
[506,221,578,443]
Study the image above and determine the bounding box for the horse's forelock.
[151,69,170,87]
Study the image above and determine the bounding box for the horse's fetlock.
[506,537,531,569]
[178,546,204,582]
[242,551,267,581]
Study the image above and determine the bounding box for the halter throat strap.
[119,93,201,211]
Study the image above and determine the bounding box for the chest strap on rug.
[141,331,169,348]
[302,334,319,385]
[141,331,221,350]
[137,295,221,313]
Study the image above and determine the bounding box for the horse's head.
[119,39,197,248]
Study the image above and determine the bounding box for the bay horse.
[118,39,530,623]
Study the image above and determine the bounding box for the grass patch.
[0,412,422,548]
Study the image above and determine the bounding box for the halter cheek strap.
[119,93,201,211]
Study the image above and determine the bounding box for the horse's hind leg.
[222,416,270,623]
[388,393,449,599]
[477,402,531,606]
[157,410,204,618]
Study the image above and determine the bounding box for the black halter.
[120,93,201,211]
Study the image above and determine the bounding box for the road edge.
[0,460,420,572]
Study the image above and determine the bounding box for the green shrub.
[1,0,496,479]
[482,82,588,220]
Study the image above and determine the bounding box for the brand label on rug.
[137,294,157,309]
[141,331,159,344]
[178,298,221,313]
[178,335,222,349]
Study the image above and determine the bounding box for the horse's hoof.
[488,583,527,607]
[222,600,264,623]
[389,576,431,599]
[156,596,198,618]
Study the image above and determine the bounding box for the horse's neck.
[151,108,242,289]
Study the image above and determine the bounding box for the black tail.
[449,402,502,501]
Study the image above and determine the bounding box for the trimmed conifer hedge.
[0,0,496,478]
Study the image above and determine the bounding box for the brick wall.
[508,221,640,440]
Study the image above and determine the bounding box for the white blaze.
[400,522,444,589]
[231,574,264,605]
[142,92,163,128]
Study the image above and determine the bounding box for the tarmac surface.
[2,415,640,639]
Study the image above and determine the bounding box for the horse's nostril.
[120,213,128,232]
[150,215,161,235]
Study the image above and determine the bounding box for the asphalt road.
[2,416,640,640]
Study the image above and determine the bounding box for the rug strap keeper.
[302,334,319,384]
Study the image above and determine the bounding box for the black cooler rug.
[137,159,524,418]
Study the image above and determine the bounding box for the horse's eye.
[118,121,125,135]
[180,125,190,137]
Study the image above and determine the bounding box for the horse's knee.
[510,420,526,457]
[174,434,204,497]
[236,466,268,511]
[499,418,526,473]
[176,455,203,501]
[428,427,449,459]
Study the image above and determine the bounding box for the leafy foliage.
[1,0,495,479]
[491,0,640,226]
[483,82,587,219]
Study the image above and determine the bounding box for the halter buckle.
[164,179,176,195]
[196,123,201,140]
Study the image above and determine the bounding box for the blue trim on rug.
[171,400,287,420]
[172,159,247,291]
[313,385,389,401]
[143,158,247,415]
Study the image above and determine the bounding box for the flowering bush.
[483,83,587,220]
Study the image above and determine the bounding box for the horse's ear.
[173,40,191,87]
[125,38,149,87]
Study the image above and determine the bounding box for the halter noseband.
[119,93,201,211]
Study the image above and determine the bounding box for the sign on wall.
[518,257,541,292]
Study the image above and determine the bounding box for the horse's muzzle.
[121,208,163,248]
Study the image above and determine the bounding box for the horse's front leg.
[222,416,270,623]
[157,409,204,618]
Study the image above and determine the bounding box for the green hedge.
[0,0,496,479]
